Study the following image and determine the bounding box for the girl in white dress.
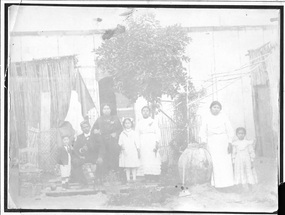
[232,127,258,190]
[118,118,140,182]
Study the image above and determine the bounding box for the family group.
[56,101,258,192]
[56,104,161,190]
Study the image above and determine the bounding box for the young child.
[56,135,72,190]
[118,118,140,183]
[232,127,258,191]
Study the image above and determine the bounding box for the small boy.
[56,135,72,190]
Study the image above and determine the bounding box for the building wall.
[187,27,277,140]
[9,26,278,141]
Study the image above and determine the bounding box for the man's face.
[81,124,91,134]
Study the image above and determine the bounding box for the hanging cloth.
[64,90,84,135]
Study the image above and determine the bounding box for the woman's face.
[142,108,150,118]
[210,104,221,115]
[102,105,111,116]
[124,120,132,129]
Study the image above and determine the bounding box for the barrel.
[178,143,213,186]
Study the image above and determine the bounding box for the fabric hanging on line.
[64,90,84,136]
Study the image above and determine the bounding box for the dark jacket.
[73,133,105,164]
[91,115,123,140]
[56,146,71,165]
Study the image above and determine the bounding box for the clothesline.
[187,59,267,107]
[200,52,271,83]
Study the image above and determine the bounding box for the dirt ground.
[8,156,278,212]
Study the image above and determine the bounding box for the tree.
[95,13,191,105]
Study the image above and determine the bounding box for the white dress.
[136,117,161,176]
[232,140,258,185]
[199,112,234,188]
[118,129,140,168]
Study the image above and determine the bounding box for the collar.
[84,133,91,137]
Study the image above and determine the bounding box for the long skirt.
[103,136,121,172]
[208,134,234,188]
[137,133,161,176]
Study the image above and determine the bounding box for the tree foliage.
[95,13,191,104]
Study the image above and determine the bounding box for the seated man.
[71,120,105,188]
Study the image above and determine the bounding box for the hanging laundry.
[65,90,84,135]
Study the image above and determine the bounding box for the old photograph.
[3,1,281,213]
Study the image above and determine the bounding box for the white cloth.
[136,117,161,176]
[65,90,84,135]
[60,147,71,178]
[232,140,258,185]
[118,129,140,168]
[199,112,234,188]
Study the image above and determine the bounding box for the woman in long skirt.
[91,103,123,175]
[199,101,234,190]
[136,106,161,182]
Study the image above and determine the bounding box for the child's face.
[62,137,70,146]
[237,130,246,140]
[124,120,132,129]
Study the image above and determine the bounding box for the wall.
[187,27,278,140]
[9,25,278,141]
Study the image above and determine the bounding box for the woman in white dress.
[199,101,234,190]
[136,106,161,182]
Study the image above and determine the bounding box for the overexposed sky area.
[9,6,279,32]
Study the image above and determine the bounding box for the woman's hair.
[122,118,134,128]
[236,127,246,134]
[101,103,111,111]
[141,106,151,112]
[210,101,222,110]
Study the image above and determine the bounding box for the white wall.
[188,27,278,140]
[10,27,278,140]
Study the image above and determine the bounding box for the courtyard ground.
[8,156,278,213]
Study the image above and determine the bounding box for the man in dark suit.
[71,120,105,188]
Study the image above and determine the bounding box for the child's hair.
[122,118,134,128]
[236,127,246,135]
